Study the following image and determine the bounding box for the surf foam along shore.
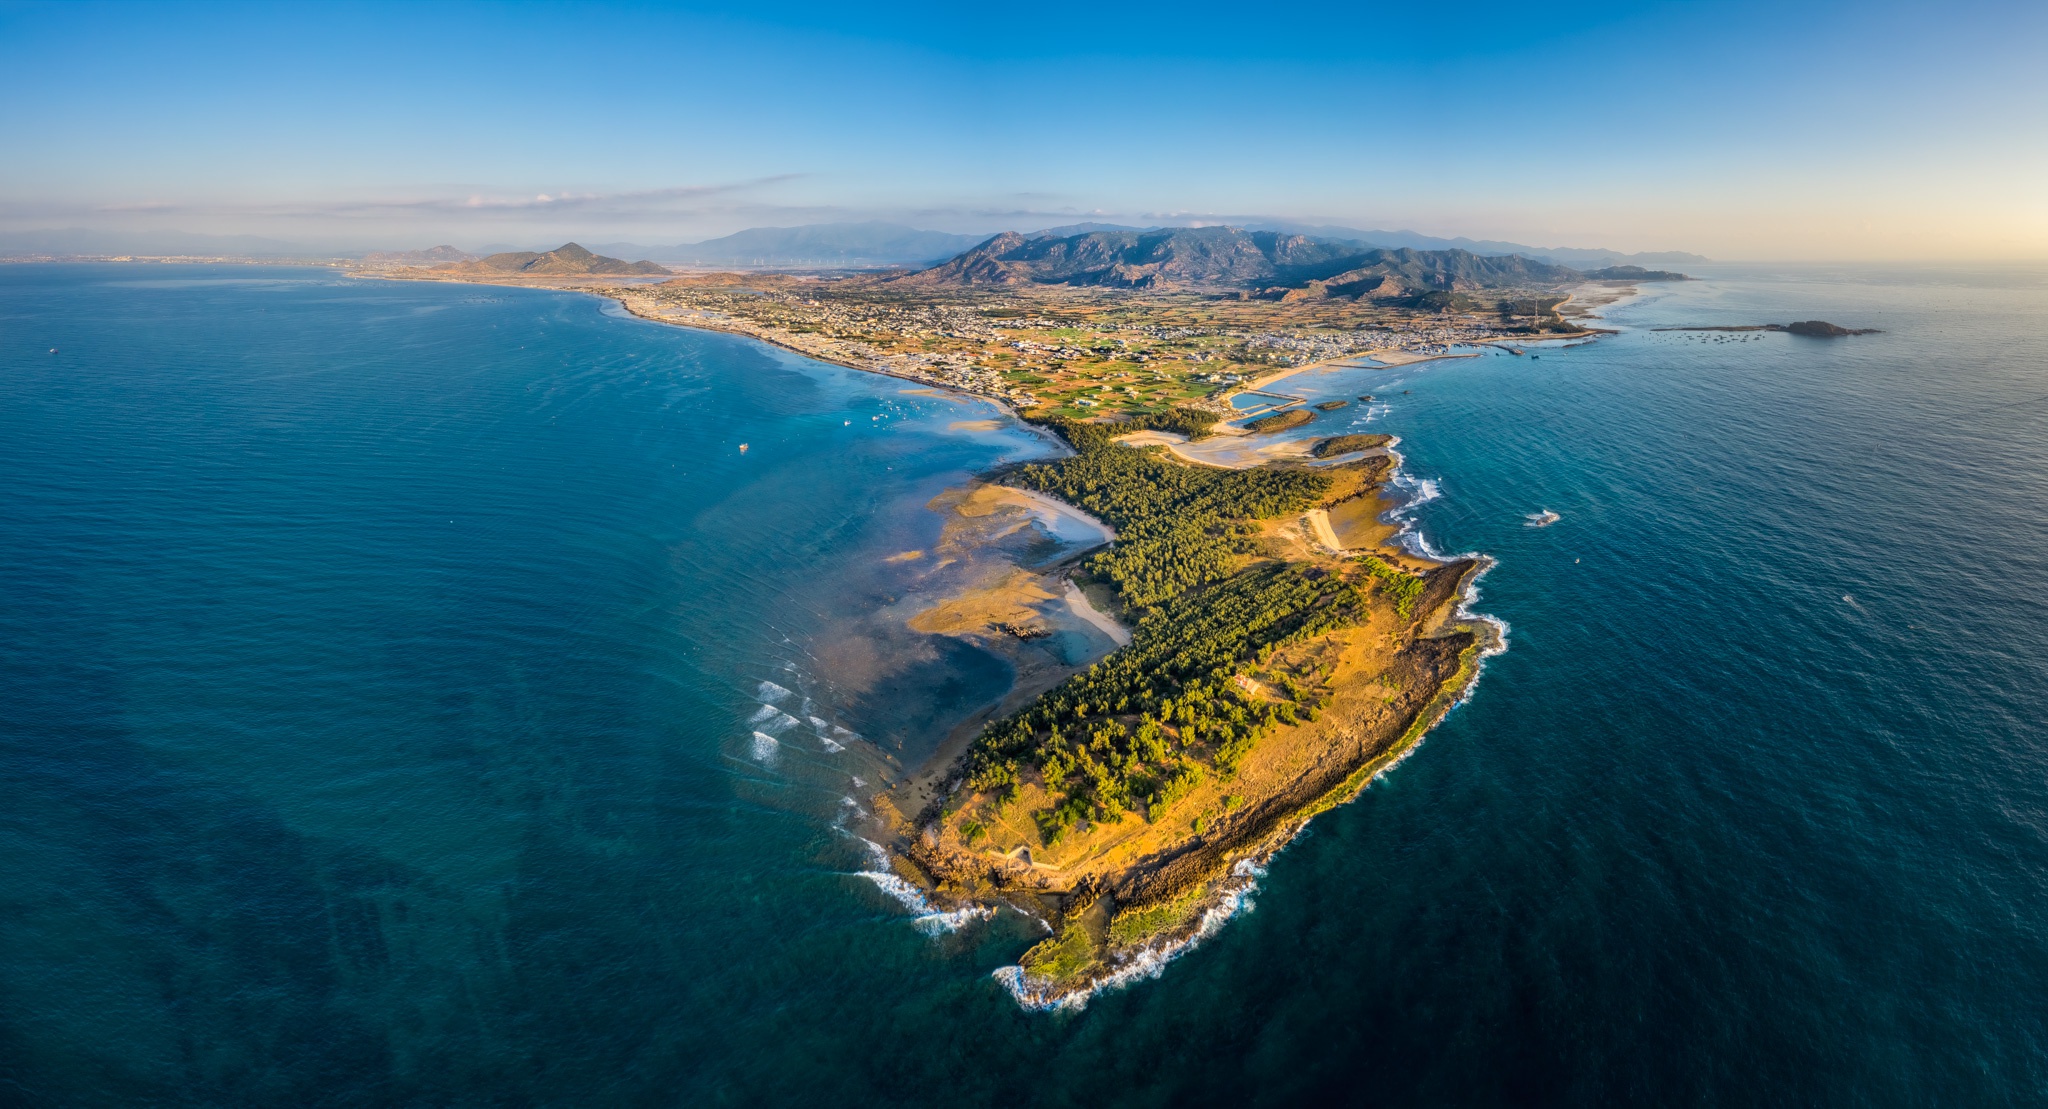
[1383,447,1511,667]
[990,859,1267,1012]
[848,835,996,936]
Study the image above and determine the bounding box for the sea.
[2,262,2045,1105]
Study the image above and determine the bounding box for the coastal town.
[428,268,1584,419]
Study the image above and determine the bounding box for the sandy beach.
[1114,427,1391,471]
[1064,580,1131,646]
[955,484,1116,547]
[1304,508,1345,552]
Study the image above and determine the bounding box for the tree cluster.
[965,561,1369,842]
[1006,418,1331,608]
[1356,554,1426,618]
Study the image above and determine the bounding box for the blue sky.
[2,0,2043,257]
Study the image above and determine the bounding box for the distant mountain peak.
[453,242,667,276]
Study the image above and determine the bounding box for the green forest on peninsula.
[960,415,1413,844]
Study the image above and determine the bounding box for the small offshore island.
[368,225,1660,1006]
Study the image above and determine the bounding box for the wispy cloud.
[0,182,1398,247]
[82,176,811,222]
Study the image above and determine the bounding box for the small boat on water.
[738,443,749,454]
[1525,510,1561,527]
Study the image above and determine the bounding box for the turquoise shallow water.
[3,263,2047,1104]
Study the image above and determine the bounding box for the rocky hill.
[455,243,668,276]
[891,226,1591,295]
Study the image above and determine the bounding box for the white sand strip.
[1064,581,1132,646]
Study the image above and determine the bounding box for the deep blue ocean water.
[3,263,2046,1105]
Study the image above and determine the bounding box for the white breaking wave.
[1395,475,1441,511]
[1378,452,1511,657]
[913,905,995,935]
[804,715,848,752]
[851,834,891,869]
[846,834,992,936]
[853,870,993,935]
[1380,453,1451,564]
[1373,448,1513,732]
[993,859,1268,1012]
[748,730,779,763]
[756,680,794,703]
[856,869,930,913]
[753,707,804,734]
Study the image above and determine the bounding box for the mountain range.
[890,226,1632,295]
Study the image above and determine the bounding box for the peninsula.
[367,225,1641,1004]
[879,413,1495,1005]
